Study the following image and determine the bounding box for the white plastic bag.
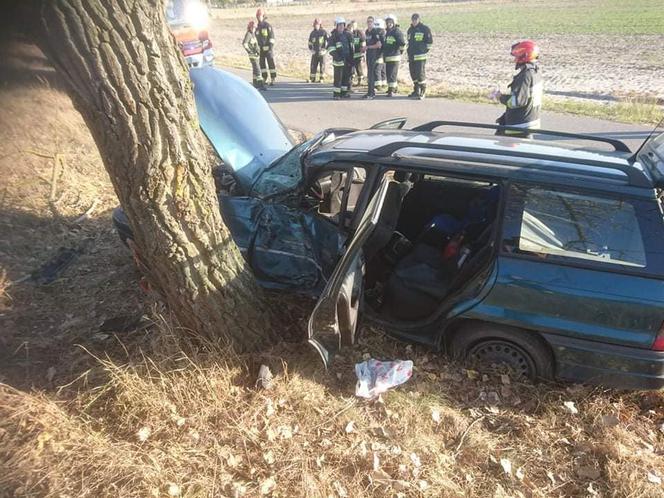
[355,359,413,399]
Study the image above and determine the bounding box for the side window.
[311,167,366,228]
[503,185,647,269]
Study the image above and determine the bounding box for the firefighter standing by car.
[363,16,384,99]
[328,17,355,99]
[243,21,266,90]
[255,8,277,85]
[308,18,328,83]
[383,14,406,97]
[374,18,387,91]
[406,13,433,100]
[347,20,366,87]
[490,40,543,138]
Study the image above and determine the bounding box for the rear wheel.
[449,323,554,381]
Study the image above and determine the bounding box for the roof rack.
[367,141,651,188]
[410,121,632,153]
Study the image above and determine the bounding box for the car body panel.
[219,196,345,293]
[463,256,664,348]
[190,67,293,193]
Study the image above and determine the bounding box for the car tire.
[449,323,554,381]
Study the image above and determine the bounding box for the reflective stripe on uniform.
[328,46,336,53]
[261,46,270,51]
[504,119,541,134]
[376,79,387,86]
[388,82,398,88]
[426,44,433,49]
[333,87,341,94]
[269,39,275,44]
[376,57,384,63]
[332,61,345,66]
[249,55,259,60]
[412,53,427,61]
[384,55,401,62]
[341,86,348,91]
[353,53,363,59]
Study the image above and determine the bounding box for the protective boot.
[418,83,426,100]
[409,83,419,98]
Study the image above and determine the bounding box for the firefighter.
[374,18,387,91]
[255,8,277,85]
[347,20,366,87]
[328,17,354,99]
[383,14,405,97]
[308,18,328,82]
[407,13,433,100]
[491,40,543,137]
[363,16,384,99]
[243,20,266,90]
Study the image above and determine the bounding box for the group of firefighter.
[243,8,543,134]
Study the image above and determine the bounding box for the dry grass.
[2,316,664,497]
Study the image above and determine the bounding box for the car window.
[504,185,648,269]
[251,138,315,197]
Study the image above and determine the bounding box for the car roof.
[307,129,656,197]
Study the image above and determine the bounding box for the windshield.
[251,136,319,197]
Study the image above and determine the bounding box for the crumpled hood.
[190,67,294,192]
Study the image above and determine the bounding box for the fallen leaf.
[576,466,601,480]
[265,400,275,418]
[500,374,511,385]
[260,477,276,495]
[515,467,525,480]
[263,450,275,465]
[46,367,56,383]
[465,369,479,380]
[373,452,380,471]
[586,483,599,496]
[256,365,273,390]
[431,408,442,424]
[647,472,662,485]
[418,480,429,491]
[167,483,181,497]
[410,452,422,467]
[546,471,556,484]
[226,454,242,468]
[137,427,151,442]
[175,417,186,427]
[500,458,512,476]
[563,401,579,415]
[371,425,389,438]
[345,421,355,434]
[315,455,324,468]
[600,413,620,428]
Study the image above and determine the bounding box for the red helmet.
[511,40,539,64]
[256,8,265,19]
[313,17,322,27]
[247,20,256,31]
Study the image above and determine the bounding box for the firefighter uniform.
[383,18,405,95]
[350,27,366,86]
[364,22,385,98]
[498,62,543,137]
[256,19,277,84]
[406,19,433,98]
[308,26,328,82]
[328,22,354,99]
[243,27,264,89]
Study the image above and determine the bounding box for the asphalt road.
[225,68,654,152]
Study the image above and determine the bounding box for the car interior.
[363,172,501,322]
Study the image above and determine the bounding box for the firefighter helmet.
[511,40,540,64]
[374,18,385,29]
[247,20,255,31]
[335,16,346,26]
[313,17,322,27]
[256,8,265,19]
[385,13,397,24]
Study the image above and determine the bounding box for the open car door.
[370,117,407,130]
[636,130,664,187]
[308,176,404,367]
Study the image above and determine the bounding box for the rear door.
[308,177,399,367]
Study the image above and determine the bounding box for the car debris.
[354,358,413,399]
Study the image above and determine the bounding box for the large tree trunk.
[35,0,276,350]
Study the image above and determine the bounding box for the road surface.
[225,68,654,152]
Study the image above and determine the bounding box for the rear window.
[503,185,664,274]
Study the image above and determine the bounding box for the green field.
[421,0,664,35]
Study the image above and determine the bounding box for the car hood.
[190,67,294,192]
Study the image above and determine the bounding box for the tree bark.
[35,0,276,350]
